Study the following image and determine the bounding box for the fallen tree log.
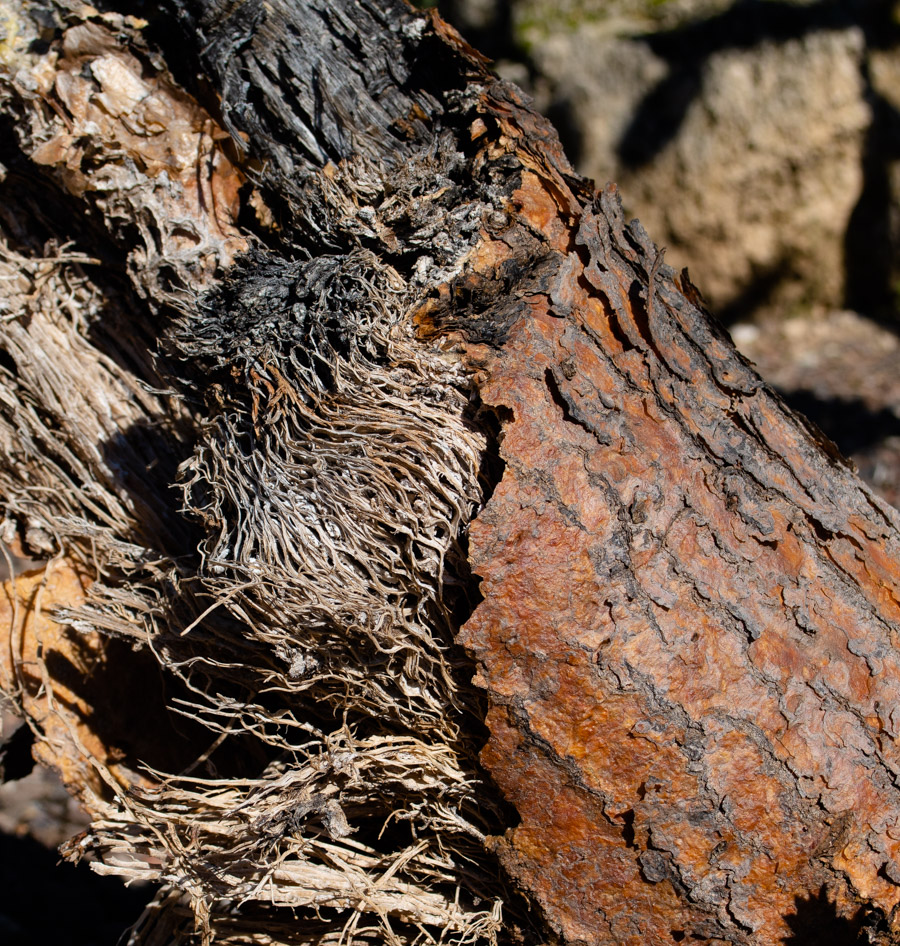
[1,1,900,944]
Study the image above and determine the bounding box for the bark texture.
[0,1,899,945]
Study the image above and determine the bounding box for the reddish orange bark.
[450,83,900,944]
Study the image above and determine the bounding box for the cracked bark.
[1,1,900,944]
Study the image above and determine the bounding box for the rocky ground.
[444,0,900,321]
[732,308,900,509]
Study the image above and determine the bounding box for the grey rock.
[444,0,898,320]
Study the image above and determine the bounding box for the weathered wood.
[456,171,900,943]
[1,1,900,945]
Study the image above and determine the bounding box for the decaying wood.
[1,1,900,944]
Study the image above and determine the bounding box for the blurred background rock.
[436,0,900,506]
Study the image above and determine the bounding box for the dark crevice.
[545,367,613,447]
[628,278,669,367]
[620,808,637,849]
[781,885,868,944]
[0,349,18,379]
[0,832,150,946]
[607,306,638,353]
[544,367,578,426]
[0,721,35,783]
[467,397,510,514]
[234,179,285,247]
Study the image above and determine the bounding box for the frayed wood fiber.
[0,4,518,941]
[0,236,514,943]
[63,249,508,942]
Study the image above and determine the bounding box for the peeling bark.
[0,1,899,945]
[457,175,900,944]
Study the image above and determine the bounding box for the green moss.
[514,4,612,50]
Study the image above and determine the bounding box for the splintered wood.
[0,560,111,796]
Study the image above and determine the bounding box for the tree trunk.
[1,2,900,944]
